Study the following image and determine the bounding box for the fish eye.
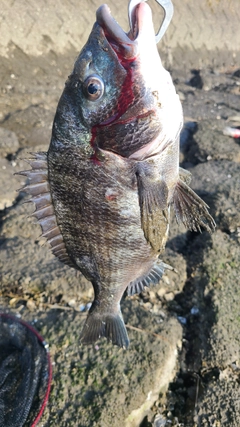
[83,75,104,101]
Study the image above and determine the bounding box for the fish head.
[51,2,183,159]
[51,21,127,151]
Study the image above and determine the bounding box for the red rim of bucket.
[0,313,52,427]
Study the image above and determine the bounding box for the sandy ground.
[0,1,240,426]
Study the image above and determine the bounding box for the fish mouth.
[96,2,155,60]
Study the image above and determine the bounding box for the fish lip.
[96,2,154,60]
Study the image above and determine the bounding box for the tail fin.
[80,310,129,349]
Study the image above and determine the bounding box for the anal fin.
[127,260,172,296]
[80,309,129,348]
[173,179,216,232]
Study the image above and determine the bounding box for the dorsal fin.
[17,152,74,268]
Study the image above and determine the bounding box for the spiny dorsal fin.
[17,152,74,267]
[173,179,216,232]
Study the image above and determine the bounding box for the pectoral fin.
[173,179,216,232]
[137,172,169,251]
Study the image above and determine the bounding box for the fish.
[19,2,215,348]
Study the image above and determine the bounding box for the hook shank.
[128,0,174,43]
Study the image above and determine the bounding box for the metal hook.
[128,0,174,43]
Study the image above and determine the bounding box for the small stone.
[149,290,156,300]
[152,304,162,314]
[0,158,19,209]
[178,91,185,101]
[26,299,36,311]
[164,292,175,302]
[178,316,187,325]
[68,299,76,308]
[0,127,19,156]
[163,275,170,285]
[9,298,18,306]
[157,288,167,298]
[24,276,31,285]
[144,302,152,310]
[153,414,168,426]
[190,306,199,315]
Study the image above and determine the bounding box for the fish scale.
[48,148,156,282]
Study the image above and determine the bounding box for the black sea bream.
[20,2,215,348]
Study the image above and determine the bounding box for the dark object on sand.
[0,313,52,427]
[188,69,204,89]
